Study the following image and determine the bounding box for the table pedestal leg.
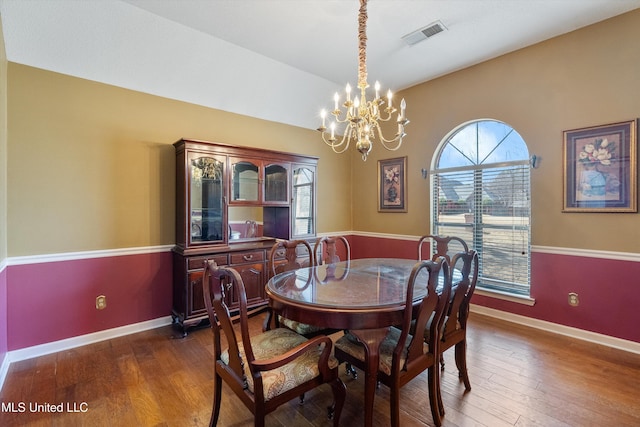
[350,328,389,427]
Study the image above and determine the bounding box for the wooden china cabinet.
[172,139,318,334]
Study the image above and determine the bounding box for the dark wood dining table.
[265,257,431,427]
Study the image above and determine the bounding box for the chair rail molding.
[533,245,640,262]
[7,245,174,265]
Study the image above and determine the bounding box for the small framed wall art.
[562,120,637,212]
[378,156,407,212]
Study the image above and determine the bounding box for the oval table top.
[265,257,431,330]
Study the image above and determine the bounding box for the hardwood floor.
[1,312,639,426]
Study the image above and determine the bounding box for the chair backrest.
[418,234,469,262]
[313,236,351,266]
[399,258,452,365]
[268,239,314,277]
[443,250,479,336]
[202,261,252,386]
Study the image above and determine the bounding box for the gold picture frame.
[378,156,407,212]
[562,120,637,212]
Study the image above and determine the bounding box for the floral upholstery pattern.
[335,327,428,376]
[279,316,325,336]
[221,327,339,401]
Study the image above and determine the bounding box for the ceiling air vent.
[402,21,447,46]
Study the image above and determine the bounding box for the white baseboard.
[6,316,174,364]
[0,353,9,393]
[0,316,174,392]
[471,304,640,355]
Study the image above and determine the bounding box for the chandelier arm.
[374,110,396,122]
[332,114,353,124]
[379,141,404,151]
[373,122,406,148]
[321,129,353,154]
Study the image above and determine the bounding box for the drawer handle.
[243,254,254,261]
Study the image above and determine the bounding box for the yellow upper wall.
[6,65,352,256]
[351,9,640,253]
[6,9,640,256]
[0,19,7,263]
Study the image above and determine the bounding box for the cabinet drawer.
[271,244,311,261]
[187,254,228,270]
[230,250,264,265]
[271,247,287,260]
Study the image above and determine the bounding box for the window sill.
[475,288,536,306]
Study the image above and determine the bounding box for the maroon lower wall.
[6,251,172,351]
[476,252,640,343]
[3,235,638,352]
[350,235,640,344]
[351,235,418,260]
[0,266,7,361]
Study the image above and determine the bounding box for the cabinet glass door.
[292,166,315,237]
[190,155,225,245]
[231,160,259,202]
[264,163,289,203]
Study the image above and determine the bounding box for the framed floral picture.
[563,120,637,212]
[378,156,407,212]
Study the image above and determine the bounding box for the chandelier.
[317,0,409,161]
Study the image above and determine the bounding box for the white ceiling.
[1,0,639,131]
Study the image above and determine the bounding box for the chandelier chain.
[358,0,368,90]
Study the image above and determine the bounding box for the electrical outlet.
[568,292,579,307]
[96,295,107,310]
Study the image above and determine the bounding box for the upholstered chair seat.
[221,327,340,401]
[335,327,429,376]
[277,318,327,337]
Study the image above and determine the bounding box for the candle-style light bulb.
[400,98,406,120]
[330,122,336,139]
[374,81,381,99]
[334,93,339,111]
[387,89,393,108]
[321,109,326,127]
[346,83,352,102]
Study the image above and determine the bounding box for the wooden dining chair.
[266,240,331,337]
[334,258,452,427]
[313,235,351,266]
[418,235,478,415]
[435,250,478,392]
[268,239,314,277]
[417,234,469,262]
[202,260,346,427]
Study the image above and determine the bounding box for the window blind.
[432,161,531,296]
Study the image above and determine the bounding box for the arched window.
[431,119,531,296]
